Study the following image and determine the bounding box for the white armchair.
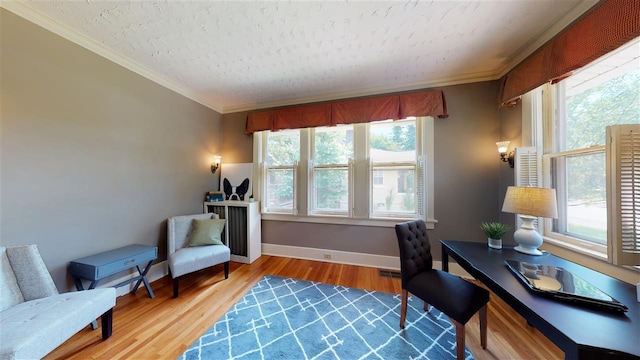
[167,213,231,298]
[0,245,115,359]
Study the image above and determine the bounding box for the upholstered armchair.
[395,220,489,360]
[167,213,230,298]
[0,244,115,359]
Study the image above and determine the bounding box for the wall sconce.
[496,141,514,168]
[211,155,221,174]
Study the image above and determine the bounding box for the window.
[263,130,299,214]
[372,171,384,186]
[370,119,419,217]
[255,117,435,227]
[311,126,353,215]
[537,38,640,255]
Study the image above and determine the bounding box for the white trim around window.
[253,117,437,229]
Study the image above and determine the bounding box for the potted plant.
[480,222,511,249]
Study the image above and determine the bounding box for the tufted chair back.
[395,219,432,288]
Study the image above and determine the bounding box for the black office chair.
[395,220,489,360]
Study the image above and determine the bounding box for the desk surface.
[441,240,639,360]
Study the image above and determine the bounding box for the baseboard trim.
[98,244,472,297]
[261,243,471,279]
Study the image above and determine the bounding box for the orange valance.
[246,90,448,134]
[499,0,640,108]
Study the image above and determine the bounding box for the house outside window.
[255,117,435,227]
[533,38,640,256]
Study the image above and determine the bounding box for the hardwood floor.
[46,256,563,359]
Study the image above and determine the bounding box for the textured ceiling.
[5,0,598,113]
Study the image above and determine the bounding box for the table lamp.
[501,186,558,255]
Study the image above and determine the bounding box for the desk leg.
[72,277,85,291]
[442,246,449,272]
[131,261,155,298]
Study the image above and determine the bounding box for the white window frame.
[253,117,436,228]
[309,125,353,217]
[523,38,640,261]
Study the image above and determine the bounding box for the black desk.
[441,240,639,360]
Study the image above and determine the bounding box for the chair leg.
[399,289,408,329]
[423,301,429,312]
[173,277,179,298]
[451,318,465,360]
[479,304,487,349]
[101,308,113,340]
[224,261,229,279]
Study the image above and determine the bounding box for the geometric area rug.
[179,275,474,360]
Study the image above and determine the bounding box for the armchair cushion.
[168,213,219,254]
[0,248,23,312]
[5,244,58,301]
[188,219,226,247]
[169,245,230,278]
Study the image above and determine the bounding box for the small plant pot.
[488,237,502,250]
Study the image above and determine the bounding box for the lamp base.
[514,216,544,256]
[514,245,543,256]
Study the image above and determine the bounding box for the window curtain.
[499,0,640,108]
[245,90,447,134]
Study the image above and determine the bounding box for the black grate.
[378,269,402,279]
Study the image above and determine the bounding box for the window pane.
[314,168,348,212]
[552,152,606,244]
[267,130,299,165]
[314,126,353,165]
[563,52,640,151]
[373,171,384,186]
[370,120,416,162]
[371,166,416,215]
[266,168,294,211]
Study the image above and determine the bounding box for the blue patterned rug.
[179,275,473,360]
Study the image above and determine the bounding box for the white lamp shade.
[502,186,558,219]
[496,141,510,153]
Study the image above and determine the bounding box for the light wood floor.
[46,256,563,359]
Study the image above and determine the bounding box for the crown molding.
[1,1,225,114]
[222,69,499,113]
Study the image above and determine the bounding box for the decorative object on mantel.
[220,163,253,201]
[223,178,249,200]
[205,191,224,202]
[480,222,511,249]
[502,186,558,255]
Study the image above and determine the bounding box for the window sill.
[543,235,607,261]
[261,213,437,229]
[542,235,640,284]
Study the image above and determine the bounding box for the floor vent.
[378,269,402,279]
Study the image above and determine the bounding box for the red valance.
[332,96,399,125]
[245,90,448,134]
[499,0,640,108]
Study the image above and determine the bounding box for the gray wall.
[223,81,514,260]
[0,9,222,291]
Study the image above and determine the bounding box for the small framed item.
[206,191,224,202]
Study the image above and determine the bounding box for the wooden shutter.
[514,147,541,229]
[607,124,640,266]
